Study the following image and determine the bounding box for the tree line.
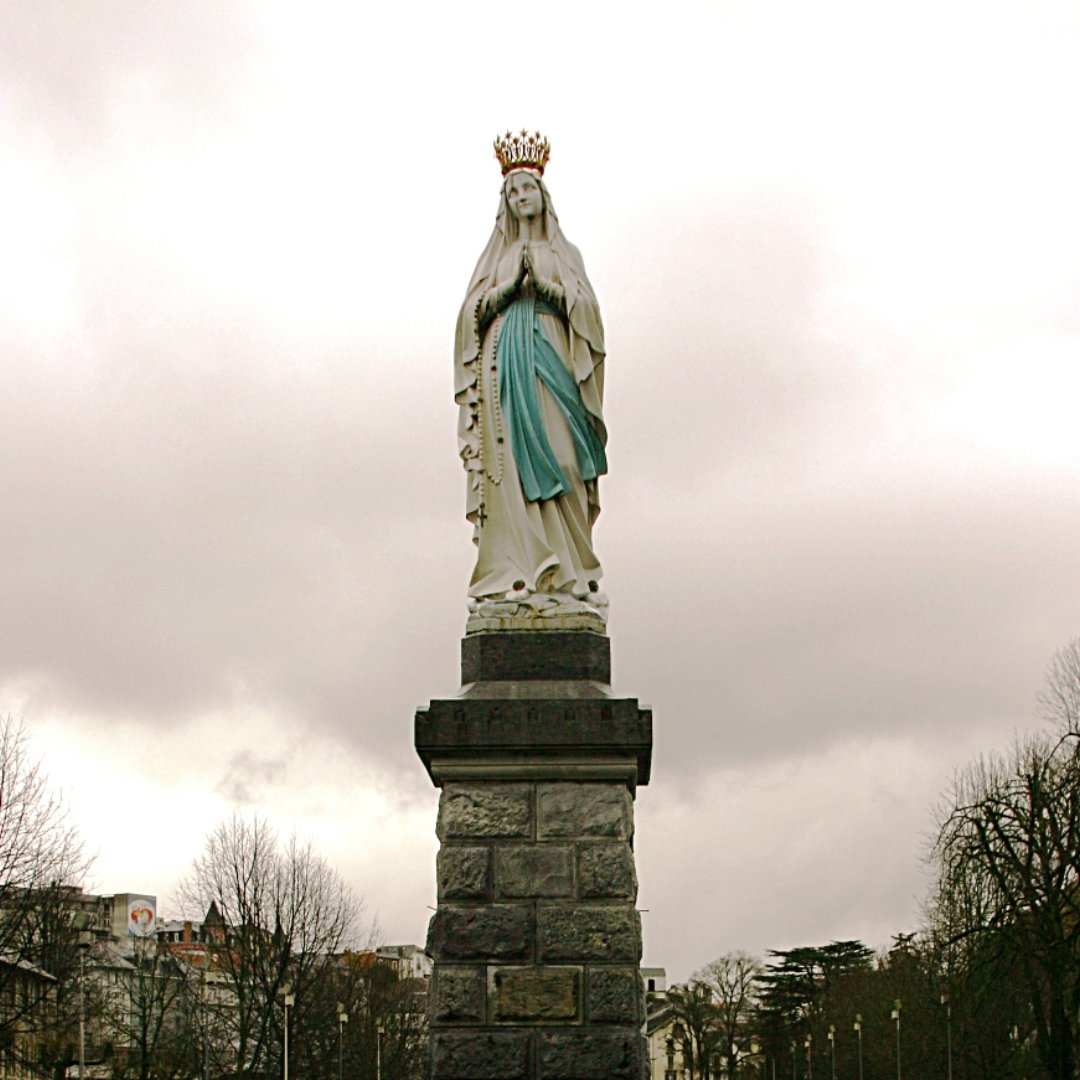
[665,639,1080,1080]
[4,637,1078,1079]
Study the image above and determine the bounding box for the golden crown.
[494,130,550,176]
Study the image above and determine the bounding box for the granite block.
[429,905,532,963]
[431,1032,531,1079]
[537,1031,644,1079]
[537,784,632,839]
[439,846,493,901]
[577,842,637,899]
[536,905,641,963]
[439,784,532,840]
[587,967,640,1024]
[490,966,581,1023]
[495,844,574,898]
[431,966,486,1024]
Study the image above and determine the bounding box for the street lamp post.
[827,1025,836,1080]
[68,911,93,1080]
[78,937,86,1080]
[282,985,295,1080]
[941,992,953,1080]
[891,999,902,1080]
[203,992,209,1080]
[201,968,214,1080]
[337,1003,348,1080]
[376,1023,385,1080]
[853,1015,864,1080]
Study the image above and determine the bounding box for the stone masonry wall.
[426,780,647,1080]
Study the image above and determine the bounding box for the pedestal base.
[416,631,653,1080]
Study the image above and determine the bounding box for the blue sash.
[498,296,607,502]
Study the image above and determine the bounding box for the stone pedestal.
[416,630,652,1080]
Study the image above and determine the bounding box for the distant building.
[3,883,435,1077]
[0,954,57,1080]
[157,918,209,945]
[641,971,710,1080]
[375,943,433,981]
[645,995,690,1080]
[642,966,667,998]
[63,890,159,957]
[0,887,164,1070]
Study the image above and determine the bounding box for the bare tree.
[931,680,1080,1079]
[100,940,203,1080]
[667,980,722,1080]
[0,715,93,1062]
[696,952,762,1079]
[1038,637,1080,737]
[178,814,361,1079]
[296,951,427,1080]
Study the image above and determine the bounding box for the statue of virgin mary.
[454,133,608,627]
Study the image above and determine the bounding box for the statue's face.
[505,171,543,222]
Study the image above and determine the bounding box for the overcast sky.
[2,0,1078,983]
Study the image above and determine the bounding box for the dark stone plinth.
[462,630,610,683]
[415,697,652,785]
[418,631,651,1080]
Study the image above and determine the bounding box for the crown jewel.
[494,130,551,176]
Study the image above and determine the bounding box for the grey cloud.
[0,0,257,145]
[216,749,288,805]
[3,183,1076,791]
[607,473,1079,775]
[580,193,1079,777]
[0,304,460,743]
[603,193,903,488]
